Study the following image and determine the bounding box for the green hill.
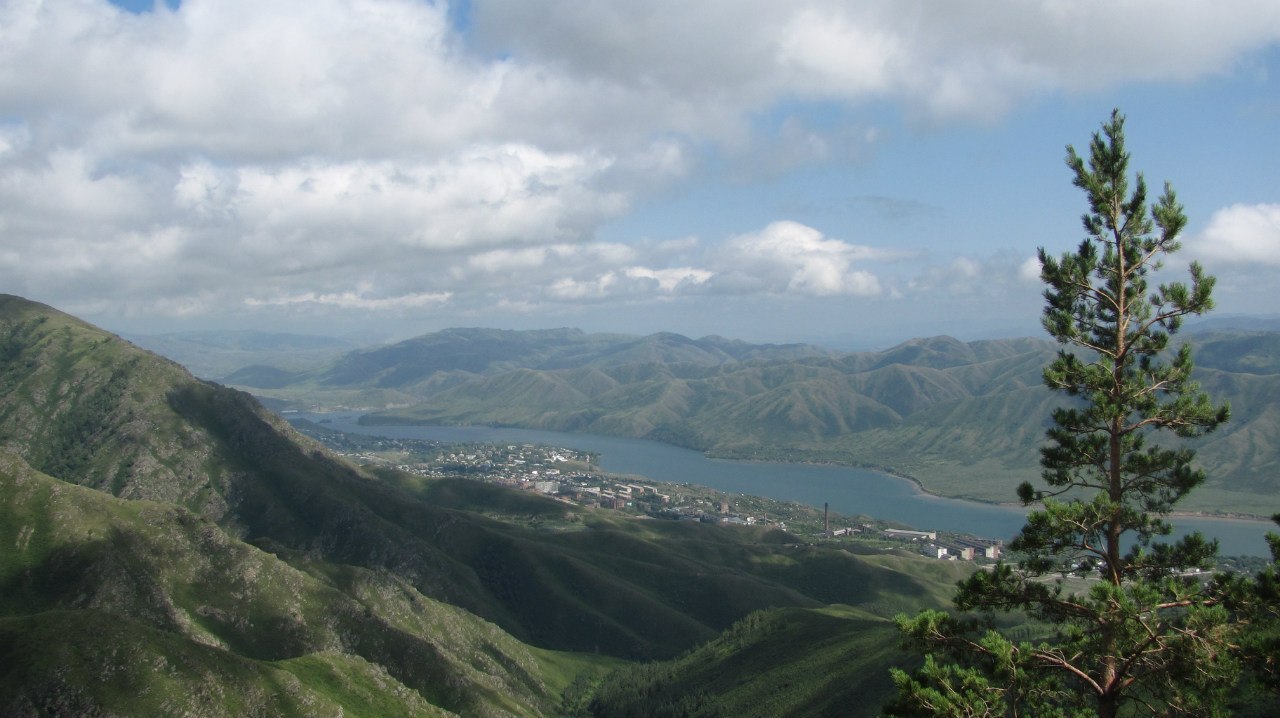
[585,606,907,718]
[0,449,564,717]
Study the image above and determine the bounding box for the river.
[299,413,1277,557]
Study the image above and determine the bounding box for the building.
[883,528,938,541]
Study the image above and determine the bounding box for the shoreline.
[320,411,1280,526]
[705,446,1279,526]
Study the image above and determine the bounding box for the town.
[291,419,1006,563]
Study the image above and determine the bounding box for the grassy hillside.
[0,448,576,717]
[243,324,1280,515]
[585,606,909,718]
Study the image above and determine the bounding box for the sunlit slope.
[588,606,915,718]
[0,450,563,717]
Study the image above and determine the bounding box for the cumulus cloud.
[1191,203,1280,266]
[407,220,888,308]
[227,146,623,252]
[710,221,887,297]
[442,240,710,306]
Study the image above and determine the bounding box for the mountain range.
[1,295,979,716]
[230,325,1280,516]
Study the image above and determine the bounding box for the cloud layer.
[1,0,1278,330]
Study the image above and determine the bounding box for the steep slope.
[587,553,973,718]
[0,295,237,519]
[1188,331,1280,375]
[0,449,563,717]
[586,606,907,718]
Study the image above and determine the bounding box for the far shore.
[304,409,1280,527]
[703,445,1279,526]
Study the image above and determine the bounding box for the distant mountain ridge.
[314,327,834,388]
[241,325,1280,515]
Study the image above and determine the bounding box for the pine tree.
[1220,516,1280,708]
[890,110,1234,717]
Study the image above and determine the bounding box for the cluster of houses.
[878,528,1003,561]
[826,525,1002,561]
[307,427,791,525]
[531,478,669,510]
[531,479,785,528]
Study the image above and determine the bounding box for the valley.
[0,295,979,717]
[3,294,1277,716]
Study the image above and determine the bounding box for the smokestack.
[824,502,830,536]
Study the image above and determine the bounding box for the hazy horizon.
[106,306,1280,356]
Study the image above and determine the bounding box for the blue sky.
[3,1,1279,348]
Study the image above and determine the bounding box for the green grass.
[0,449,573,716]
[587,605,912,718]
[0,610,352,718]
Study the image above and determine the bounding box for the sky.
[2,0,1279,349]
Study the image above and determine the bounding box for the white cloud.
[1019,256,1042,282]
[776,6,900,98]
[547,271,672,302]
[0,148,152,230]
[226,146,624,252]
[1191,203,1280,266]
[624,266,713,292]
[423,221,887,308]
[0,143,627,313]
[710,221,887,297]
[454,243,707,305]
[0,0,492,160]
[245,289,452,310]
